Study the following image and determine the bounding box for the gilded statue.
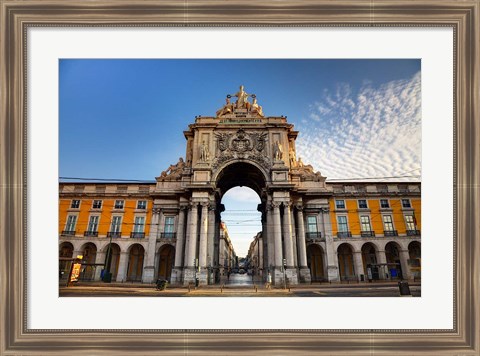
[233,85,250,109]
[250,97,264,117]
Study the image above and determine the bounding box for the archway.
[104,243,121,281]
[127,244,145,282]
[385,241,403,280]
[361,242,379,280]
[307,244,325,282]
[80,242,97,281]
[337,243,355,281]
[157,244,175,282]
[215,162,267,284]
[59,242,74,279]
[408,241,421,280]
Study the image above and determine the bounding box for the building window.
[335,200,346,209]
[337,216,348,232]
[402,199,411,208]
[360,216,371,231]
[134,216,145,232]
[383,215,394,231]
[380,199,390,209]
[92,200,102,209]
[307,216,318,233]
[87,216,99,232]
[405,215,416,230]
[114,200,124,209]
[64,215,77,234]
[137,200,147,210]
[111,216,122,233]
[71,200,80,209]
[358,200,368,209]
[163,216,175,238]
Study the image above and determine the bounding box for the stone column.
[207,205,216,272]
[296,206,311,283]
[142,208,161,283]
[94,251,106,281]
[353,251,365,282]
[272,202,283,284]
[183,202,198,285]
[171,206,187,285]
[322,207,340,282]
[377,250,388,280]
[282,202,298,285]
[399,249,412,280]
[198,202,209,284]
[267,205,275,271]
[116,252,129,283]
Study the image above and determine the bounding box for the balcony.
[406,230,421,236]
[160,232,176,239]
[130,232,145,239]
[306,232,322,239]
[384,230,398,237]
[361,230,375,237]
[84,231,98,237]
[61,230,76,236]
[107,231,122,238]
[337,231,352,238]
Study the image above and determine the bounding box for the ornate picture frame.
[1,0,478,354]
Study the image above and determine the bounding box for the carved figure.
[159,157,185,180]
[216,97,234,117]
[289,148,296,167]
[250,97,264,117]
[233,85,250,109]
[273,141,283,161]
[297,157,304,167]
[199,141,210,161]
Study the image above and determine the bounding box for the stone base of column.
[170,267,183,285]
[298,267,312,284]
[142,266,155,283]
[327,265,340,282]
[197,269,208,285]
[272,267,284,286]
[182,267,198,286]
[285,268,299,285]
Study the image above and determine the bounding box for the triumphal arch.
[154,85,333,286]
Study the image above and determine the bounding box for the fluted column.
[267,205,275,269]
[272,202,283,268]
[199,202,209,268]
[322,207,340,282]
[296,207,308,268]
[116,252,129,283]
[186,202,198,267]
[207,205,216,267]
[282,202,295,267]
[142,207,161,283]
[173,206,187,267]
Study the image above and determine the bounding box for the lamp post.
[283,258,287,289]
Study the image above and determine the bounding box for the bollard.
[255,287,258,293]
[188,285,191,293]
[288,287,291,292]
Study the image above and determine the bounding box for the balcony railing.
[337,231,352,238]
[107,231,122,238]
[306,232,322,240]
[62,230,76,236]
[406,229,421,236]
[160,232,176,239]
[84,231,98,237]
[361,230,375,237]
[130,232,145,238]
[384,230,398,237]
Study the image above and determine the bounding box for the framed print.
[1,0,479,354]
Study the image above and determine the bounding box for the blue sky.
[60,59,421,256]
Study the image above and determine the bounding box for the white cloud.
[296,72,421,181]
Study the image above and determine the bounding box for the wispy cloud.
[296,72,421,181]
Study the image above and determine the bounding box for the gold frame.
[1,0,478,354]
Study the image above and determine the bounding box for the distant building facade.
[59,86,421,286]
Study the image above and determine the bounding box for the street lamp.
[283,258,287,290]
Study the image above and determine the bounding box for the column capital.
[270,201,281,209]
[295,204,304,211]
[320,207,330,214]
[189,201,199,209]
[283,200,293,208]
[200,201,210,208]
[179,204,189,211]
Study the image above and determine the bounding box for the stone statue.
[250,97,264,117]
[273,141,283,161]
[297,157,304,167]
[160,157,185,180]
[289,148,296,167]
[216,97,234,117]
[233,85,250,109]
[199,141,210,161]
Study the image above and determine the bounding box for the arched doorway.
[127,244,144,281]
[157,244,175,282]
[59,242,74,279]
[337,243,355,281]
[80,242,97,281]
[385,242,403,280]
[408,241,421,280]
[361,242,379,280]
[104,243,120,281]
[307,244,325,282]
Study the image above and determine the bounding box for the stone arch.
[385,241,403,280]
[59,242,74,279]
[127,243,145,282]
[408,241,421,259]
[157,244,175,282]
[104,243,121,281]
[337,243,355,281]
[307,244,325,282]
[361,242,378,278]
[214,161,268,199]
[79,242,97,281]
